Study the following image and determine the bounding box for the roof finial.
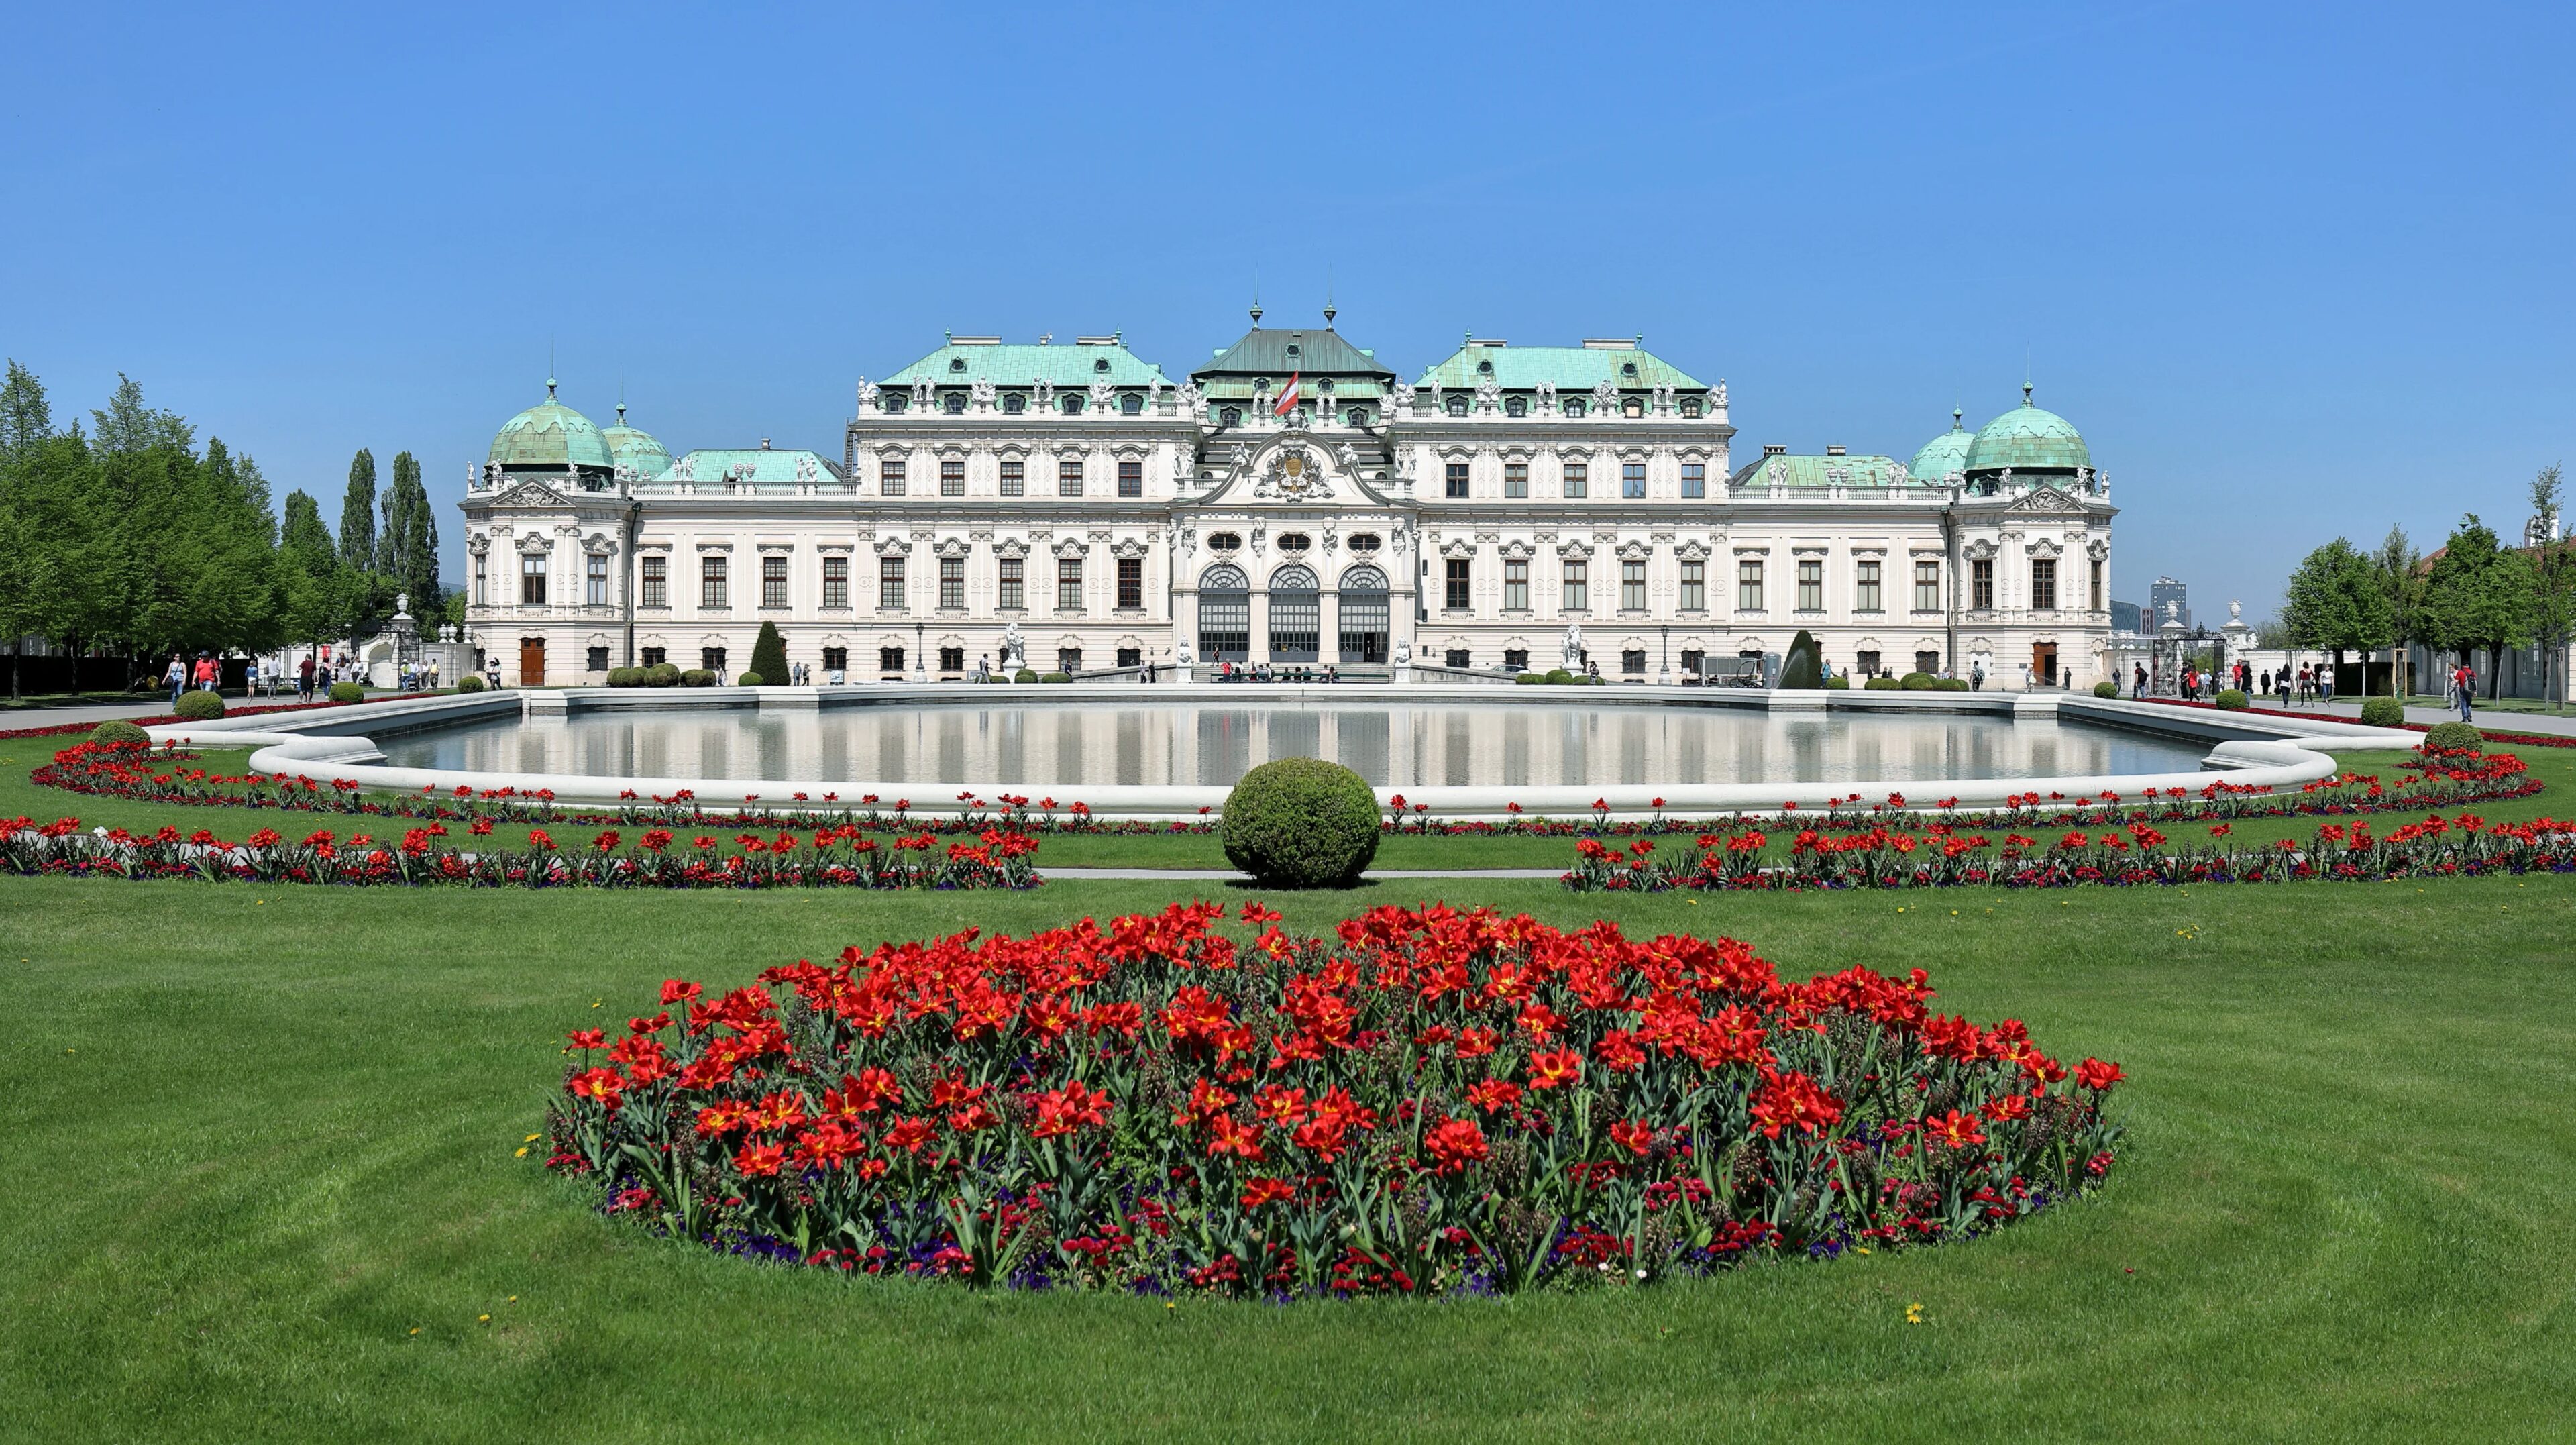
[1324,275,1336,329]
[1952,407,1964,431]
[546,376,557,402]
[2022,378,2035,407]
[1249,297,1263,323]
[548,338,556,400]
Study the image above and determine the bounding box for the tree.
[2282,538,2392,690]
[2371,526,2425,698]
[2526,464,2575,709]
[378,451,440,612]
[2419,514,2536,700]
[749,620,790,686]
[339,448,377,570]
[90,373,194,455]
[0,359,53,461]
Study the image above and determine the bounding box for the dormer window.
[1285,344,1301,358]
[1621,396,1644,418]
[943,392,966,415]
[1093,357,1110,373]
[1506,396,1527,417]
[1680,398,1701,418]
[1345,407,1370,426]
[1446,394,1468,417]
[1220,407,1242,426]
[1318,378,1334,393]
[1062,393,1085,415]
[883,393,908,414]
[1562,397,1585,418]
[1477,358,1493,374]
[948,358,966,372]
[1621,361,1638,377]
[1120,392,1142,415]
[1004,393,1026,415]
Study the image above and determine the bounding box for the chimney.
[1762,444,1786,456]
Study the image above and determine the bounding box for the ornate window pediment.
[493,482,563,509]
[1963,539,1999,561]
[2026,537,2063,559]
[2011,486,2084,513]
[694,539,734,552]
[2088,537,2111,561]
[872,535,912,557]
[513,533,552,554]
[466,533,492,555]
[1557,538,1593,559]
[1052,537,1089,558]
[933,537,972,559]
[992,537,1029,559]
[1617,539,1653,560]
[1499,539,1533,560]
[1110,537,1150,559]
[583,533,618,555]
[1438,537,1477,559]
[1674,539,1711,561]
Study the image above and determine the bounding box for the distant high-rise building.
[2110,600,2143,633]
[2149,576,2190,631]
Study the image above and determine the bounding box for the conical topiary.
[1777,629,1823,690]
[749,620,790,687]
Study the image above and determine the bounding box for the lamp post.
[1659,623,1670,686]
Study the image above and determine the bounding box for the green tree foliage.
[339,448,377,570]
[2526,464,2575,708]
[2370,526,2425,698]
[1776,629,1823,689]
[749,620,790,686]
[378,451,440,612]
[91,373,195,455]
[277,490,345,652]
[2283,538,2393,685]
[2420,514,2536,701]
[0,359,54,461]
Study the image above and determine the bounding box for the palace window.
[1621,395,1644,418]
[2090,559,2104,611]
[702,647,727,674]
[1856,649,1882,676]
[1680,648,1703,676]
[1681,397,1703,419]
[586,553,610,606]
[1220,407,1242,426]
[879,647,904,674]
[1737,558,1764,611]
[1503,557,1529,610]
[1622,461,1646,498]
[943,393,965,415]
[1000,458,1024,496]
[1058,647,1083,674]
[1916,649,1941,676]
[1506,396,1527,417]
[640,555,666,608]
[1444,557,1471,610]
[587,645,610,672]
[1621,649,1646,675]
[1059,458,1083,497]
[1446,462,1469,498]
[820,647,845,672]
[939,555,965,610]
[1116,647,1142,669]
[1504,648,1529,672]
[1680,559,1705,610]
[641,647,666,667]
[520,554,546,605]
[1057,556,1083,610]
[1446,394,1468,417]
[821,556,847,608]
[879,555,906,609]
[1061,393,1085,415]
[1972,558,1995,610]
[941,458,965,496]
[939,646,965,673]
[1445,648,1470,667]
[472,551,486,605]
[1118,556,1143,609]
[1119,459,1142,497]
[1796,559,1824,612]
[1563,462,1587,498]
[1121,392,1142,415]
[1562,559,1588,612]
[1681,462,1705,498]
[1914,559,1941,611]
[1855,559,1882,612]
[761,555,788,608]
[1003,394,1025,415]
[2031,557,2057,611]
[1562,397,1585,418]
[1621,559,1646,610]
[880,458,904,496]
[699,555,725,610]
[998,556,1024,610]
[1505,461,1528,498]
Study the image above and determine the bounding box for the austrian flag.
[1272,371,1300,416]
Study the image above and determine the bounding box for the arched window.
[1220,407,1242,427]
[1446,394,1468,417]
[943,392,966,415]
[1267,564,1320,662]
[1621,395,1644,418]
[1506,396,1527,417]
[1061,393,1085,415]
[1346,407,1370,426]
[1338,565,1390,664]
[1120,392,1142,415]
[1003,393,1025,414]
[1199,564,1250,662]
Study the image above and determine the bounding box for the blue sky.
[4,1,2570,618]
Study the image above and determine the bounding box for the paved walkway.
[0,692,381,731]
[2298,700,2576,737]
[1044,867,1565,882]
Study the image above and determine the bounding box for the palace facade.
[459,309,2117,688]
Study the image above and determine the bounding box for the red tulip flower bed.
[1566,810,2576,892]
[540,904,2124,1297]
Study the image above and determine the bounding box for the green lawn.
[5,869,2576,1442]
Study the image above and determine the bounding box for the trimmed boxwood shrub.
[1015,669,1040,683]
[647,663,680,687]
[1221,758,1381,888]
[2423,720,2483,751]
[606,667,641,687]
[1900,671,1937,691]
[1776,630,1822,690]
[736,672,766,687]
[1823,675,1851,690]
[1864,676,1902,690]
[2215,688,2249,710]
[681,669,717,687]
[1933,677,1971,691]
[173,690,226,720]
[2093,680,2119,698]
[327,681,365,704]
[2360,696,2405,727]
[90,720,152,745]
[1545,667,1574,684]
[1516,673,1548,685]
[1042,671,1073,684]
[455,674,486,693]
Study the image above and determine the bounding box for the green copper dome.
[598,400,672,480]
[1907,409,1973,481]
[1962,384,2090,474]
[488,381,614,471]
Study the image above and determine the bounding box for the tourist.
[2132,662,2146,698]
[2318,667,2334,706]
[296,653,314,701]
[428,659,440,690]
[2276,669,2291,708]
[1970,661,1985,691]
[486,657,502,690]
[194,654,217,692]
[164,653,186,705]
[2455,663,2475,722]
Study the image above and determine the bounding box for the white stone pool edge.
[140,684,2420,821]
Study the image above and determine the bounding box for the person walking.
[163,653,186,706]
[2318,666,2334,706]
[2455,663,2475,722]
[2132,661,2147,698]
[2276,668,2291,708]
[296,653,315,702]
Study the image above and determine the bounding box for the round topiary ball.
[2093,680,2119,698]
[89,720,152,746]
[173,690,226,720]
[455,674,486,693]
[2422,720,2483,752]
[736,672,765,687]
[2215,688,2249,710]
[327,681,365,704]
[1544,667,1574,685]
[2359,696,2405,727]
[1222,758,1381,888]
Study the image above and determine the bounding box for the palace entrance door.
[519,637,546,687]
[2032,642,2057,686]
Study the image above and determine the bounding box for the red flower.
[1526,1048,1583,1090]
[1205,1114,1266,1161]
[1924,1108,1986,1149]
[1464,1078,1523,1114]
[1422,1116,1489,1174]
[1240,1177,1296,1208]
[568,1067,625,1112]
[1607,1118,1656,1157]
[1749,1067,1843,1138]
[2075,1057,2126,1092]
[733,1141,786,1177]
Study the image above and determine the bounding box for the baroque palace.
[459,308,2116,688]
